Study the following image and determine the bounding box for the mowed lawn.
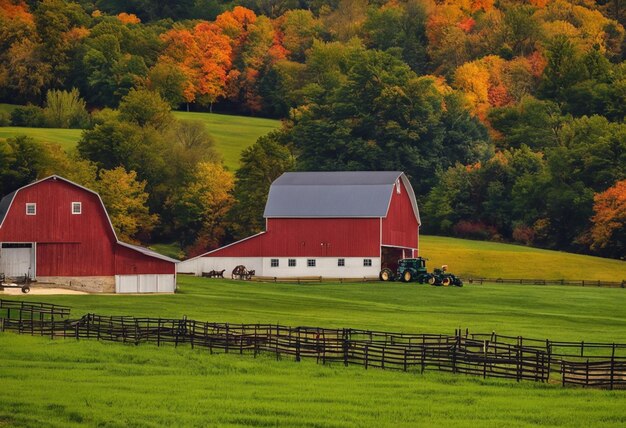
[0,104,280,171]
[421,235,626,281]
[0,127,82,151]
[1,277,626,427]
[173,111,280,170]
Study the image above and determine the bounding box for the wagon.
[0,273,32,294]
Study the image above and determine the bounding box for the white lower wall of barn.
[178,257,381,278]
[177,257,263,277]
[115,274,176,293]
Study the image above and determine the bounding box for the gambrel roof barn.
[178,171,420,278]
[0,176,177,293]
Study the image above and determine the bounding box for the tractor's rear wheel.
[402,270,412,283]
[379,268,394,282]
[442,277,451,286]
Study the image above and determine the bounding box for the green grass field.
[421,236,626,281]
[172,111,280,170]
[0,104,280,171]
[1,277,626,426]
[0,127,83,151]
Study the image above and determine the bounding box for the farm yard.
[2,277,626,426]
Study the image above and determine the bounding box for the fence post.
[403,348,407,372]
[365,344,369,370]
[562,362,566,387]
[585,359,589,388]
[225,323,229,353]
[610,344,616,390]
[483,340,488,379]
[343,329,349,367]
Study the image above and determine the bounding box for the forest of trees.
[0,0,624,259]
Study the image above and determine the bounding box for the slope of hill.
[172,111,280,170]
[0,127,82,151]
[0,105,280,171]
[421,235,626,281]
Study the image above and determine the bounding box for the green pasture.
[0,127,82,151]
[421,235,626,281]
[172,111,280,170]
[1,277,626,426]
[0,104,280,170]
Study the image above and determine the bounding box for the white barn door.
[115,274,176,293]
[0,243,35,278]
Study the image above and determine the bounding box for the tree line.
[0,0,624,259]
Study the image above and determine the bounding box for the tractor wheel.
[379,268,394,282]
[402,270,413,283]
[21,286,30,294]
[442,277,451,287]
[428,276,437,285]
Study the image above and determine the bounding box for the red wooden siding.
[115,244,175,275]
[209,218,381,257]
[381,180,419,250]
[0,178,175,276]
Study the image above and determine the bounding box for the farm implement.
[0,273,32,294]
[379,257,463,287]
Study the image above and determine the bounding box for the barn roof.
[0,175,178,264]
[0,191,17,227]
[263,171,420,224]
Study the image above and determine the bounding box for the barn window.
[307,259,316,267]
[271,259,279,267]
[25,203,36,215]
[363,259,372,267]
[337,258,345,267]
[72,202,82,215]
[288,259,296,267]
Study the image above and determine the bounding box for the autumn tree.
[95,167,158,243]
[589,180,626,259]
[169,162,235,254]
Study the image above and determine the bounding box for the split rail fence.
[1,299,625,389]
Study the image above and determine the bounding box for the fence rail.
[468,278,626,288]
[1,299,624,389]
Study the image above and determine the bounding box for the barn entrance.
[381,246,413,272]
[0,243,35,279]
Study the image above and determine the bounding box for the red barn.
[0,176,177,293]
[178,171,420,278]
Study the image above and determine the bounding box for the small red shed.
[178,171,420,278]
[0,176,177,293]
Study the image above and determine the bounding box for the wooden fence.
[468,278,626,288]
[0,299,624,389]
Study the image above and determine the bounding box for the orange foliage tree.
[157,23,232,111]
[589,180,626,257]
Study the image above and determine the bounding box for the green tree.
[118,88,173,130]
[43,88,90,128]
[228,132,295,239]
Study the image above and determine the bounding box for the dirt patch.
[0,287,88,295]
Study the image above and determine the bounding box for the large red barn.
[0,176,177,293]
[178,171,420,278]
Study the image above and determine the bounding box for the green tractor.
[379,258,463,287]
[427,265,463,287]
[379,257,431,283]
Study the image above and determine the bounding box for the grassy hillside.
[1,277,626,427]
[0,126,82,151]
[421,235,626,281]
[0,104,280,170]
[172,111,280,170]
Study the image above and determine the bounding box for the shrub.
[512,224,535,245]
[11,105,45,127]
[0,111,10,126]
[452,221,498,240]
[43,88,90,129]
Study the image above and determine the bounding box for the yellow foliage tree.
[95,167,158,243]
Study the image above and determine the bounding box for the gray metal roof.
[0,191,17,227]
[263,171,420,222]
